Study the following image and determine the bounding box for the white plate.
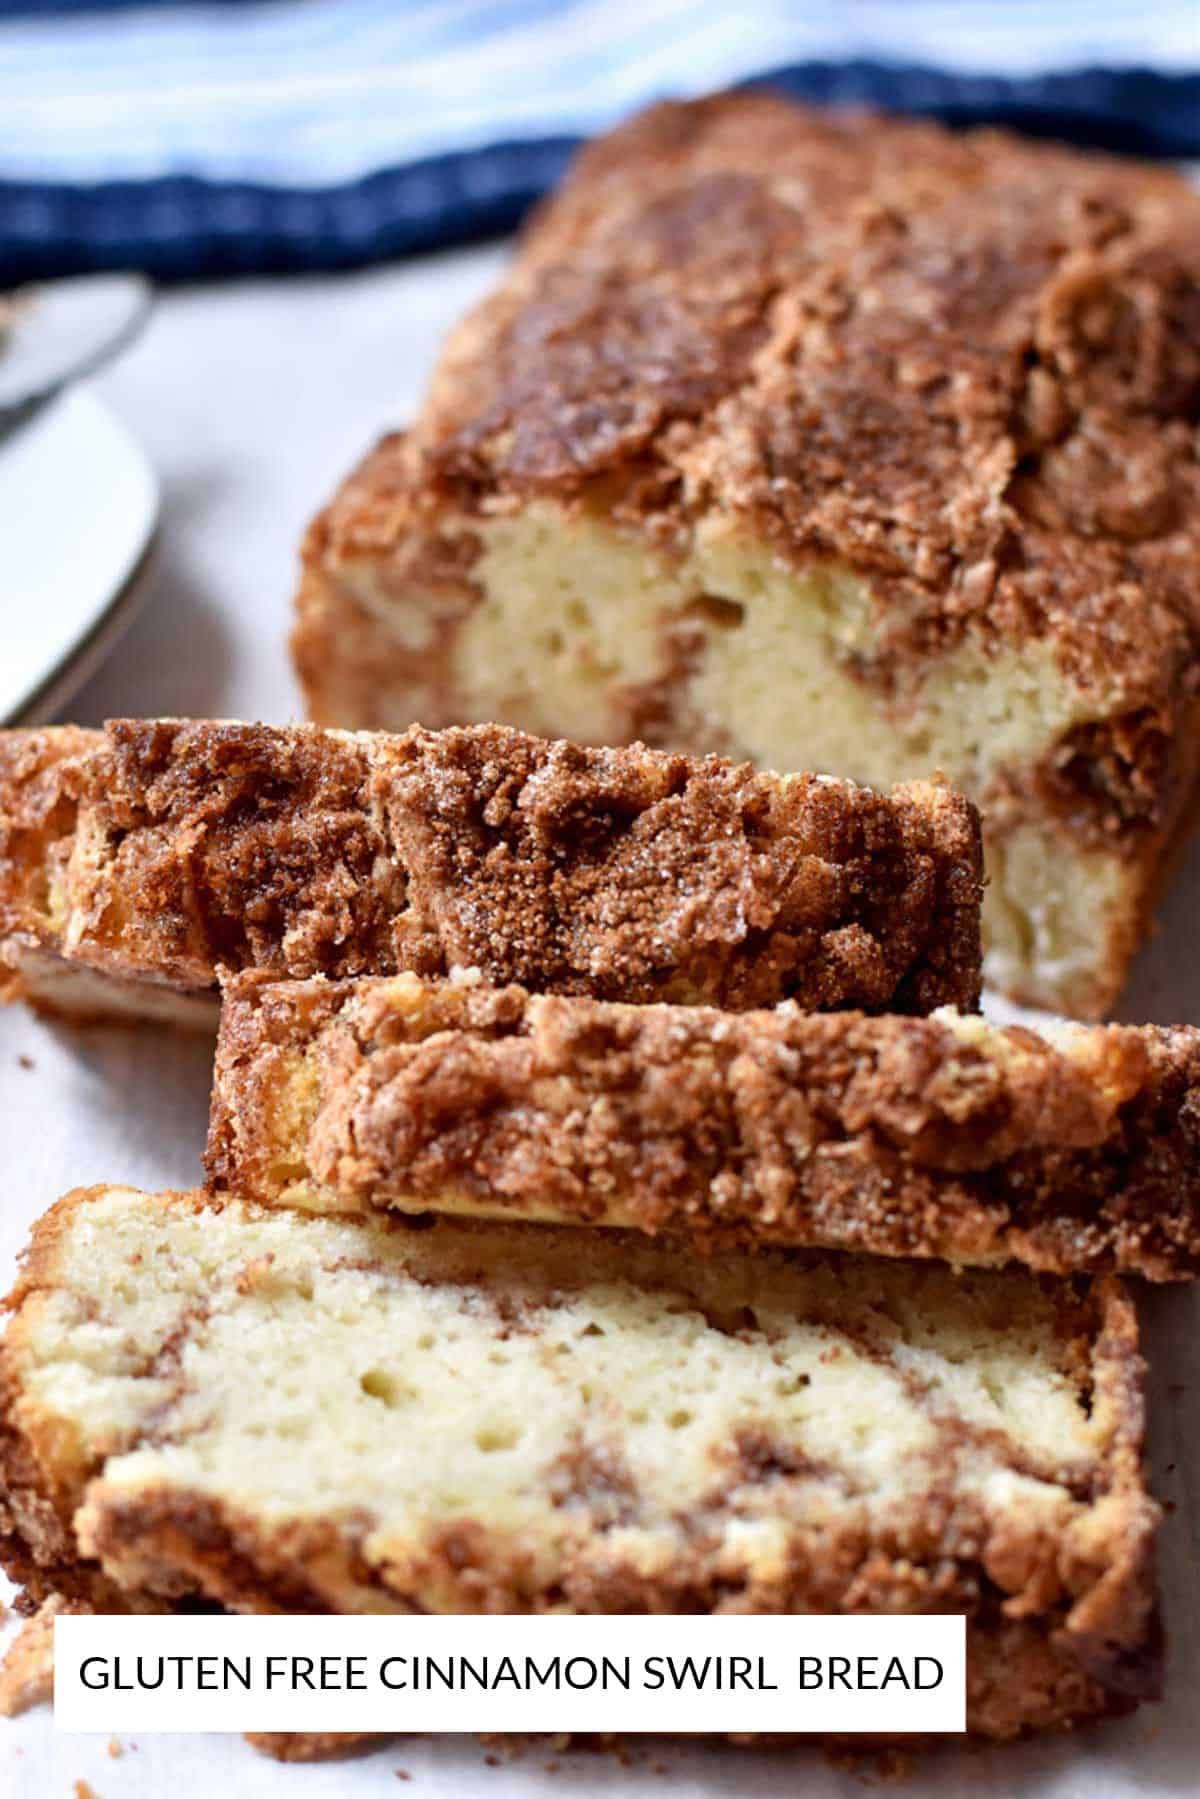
[0,383,159,725]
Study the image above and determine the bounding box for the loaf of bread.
[0,717,982,1024]
[0,1185,1160,1739]
[294,93,1200,1019]
[207,970,1200,1279]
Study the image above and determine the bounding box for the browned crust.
[0,719,983,1016]
[0,1187,1162,1741]
[244,1732,386,1761]
[207,973,1200,1279]
[0,725,102,1003]
[304,93,1200,710]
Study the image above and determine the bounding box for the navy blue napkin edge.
[1,61,1197,283]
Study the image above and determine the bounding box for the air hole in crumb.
[667,1409,693,1430]
[360,1370,403,1406]
[686,594,745,631]
[775,1373,811,1396]
[580,1322,605,1338]
[475,1423,521,1453]
[417,1332,436,1351]
[981,1372,1008,1409]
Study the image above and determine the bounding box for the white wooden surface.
[1,243,1196,1797]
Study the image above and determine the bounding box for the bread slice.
[0,717,982,1026]
[293,93,1200,1019]
[207,971,1200,1280]
[0,1185,1160,1739]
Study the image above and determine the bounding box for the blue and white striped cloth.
[1,0,1197,280]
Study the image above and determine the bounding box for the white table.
[1,246,1197,1798]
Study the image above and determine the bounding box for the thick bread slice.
[207,971,1200,1280]
[0,1186,1160,1739]
[0,718,982,1024]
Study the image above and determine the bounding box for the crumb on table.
[0,1595,73,1717]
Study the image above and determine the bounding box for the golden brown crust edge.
[0,718,983,1016]
[207,973,1200,1279]
[245,1732,386,1761]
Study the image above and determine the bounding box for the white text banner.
[55,1614,966,1734]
